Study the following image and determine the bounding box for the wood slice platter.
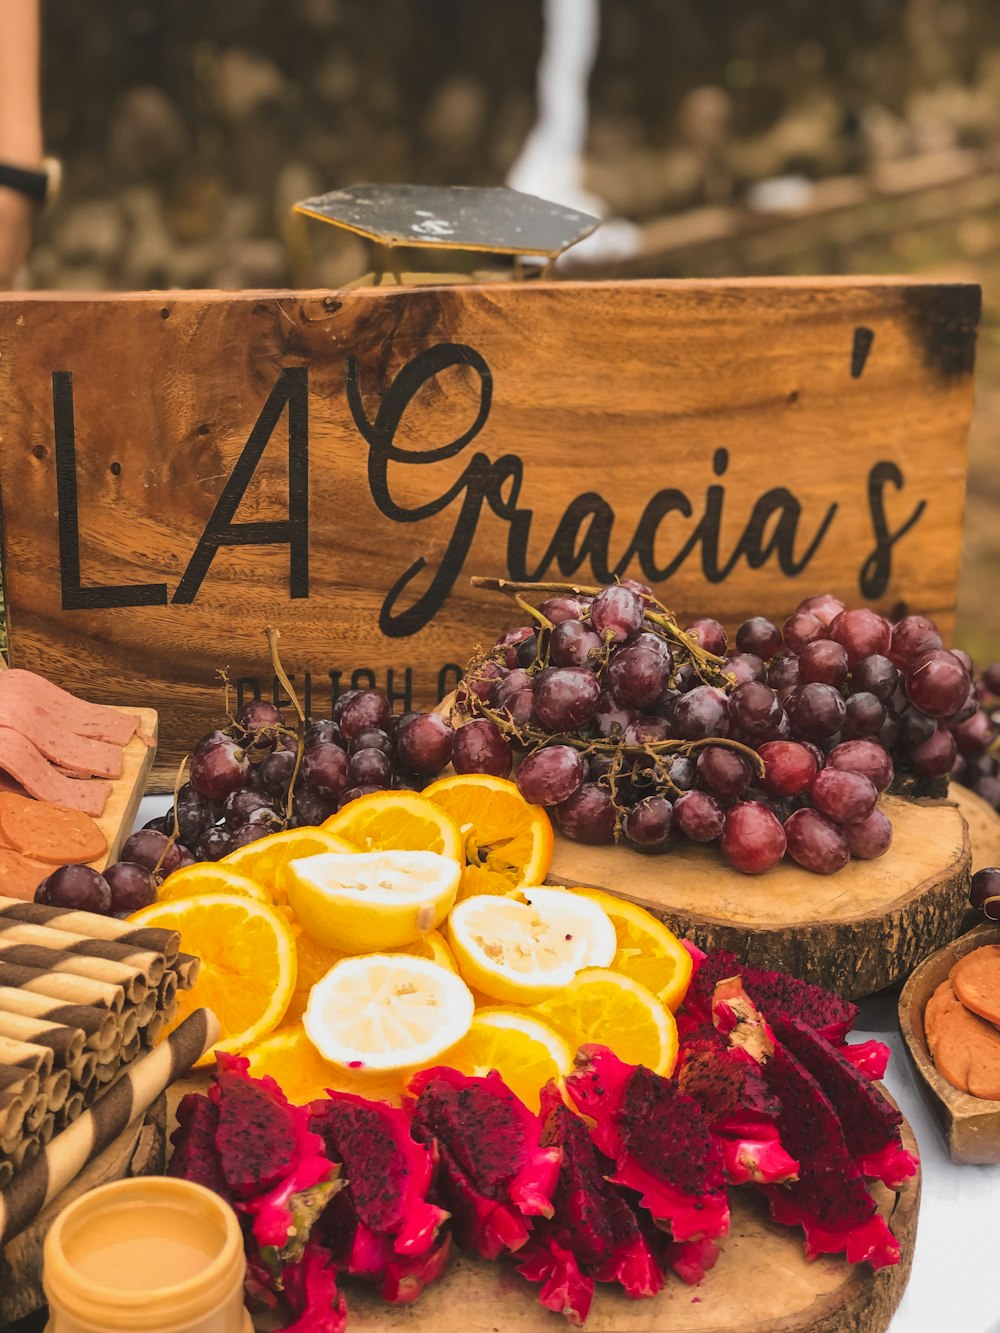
[341,1118,920,1333]
[949,784,1000,873]
[0,1093,167,1326]
[546,795,970,1000]
[90,705,158,871]
[898,921,1000,1163]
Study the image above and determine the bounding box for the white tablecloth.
[134,796,1000,1333]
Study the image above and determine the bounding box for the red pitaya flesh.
[278,1239,348,1333]
[760,1041,900,1270]
[771,1018,918,1190]
[664,1236,721,1286]
[378,1232,453,1304]
[169,1093,228,1198]
[309,1090,448,1275]
[516,1081,663,1322]
[210,1054,341,1263]
[564,1046,729,1245]
[407,1067,561,1260]
[839,1038,891,1081]
[677,1032,798,1186]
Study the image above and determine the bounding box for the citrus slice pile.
[323,791,463,863]
[304,954,474,1075]
[245,1024,405,1107]
[128,894,297,1064]
[423,774,553,899]
[571,887,693,1011]
[220,826,355,904]
[532,967,678,1076]
[441,1008,573,1112]
[285,849,461,953]
[447,889,616,1003]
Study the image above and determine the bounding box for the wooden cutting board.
[545,795,970,999]
[90,705,158,871]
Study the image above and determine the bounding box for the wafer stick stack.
[0,897,202,1188]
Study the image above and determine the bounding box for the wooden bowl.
[898,921,1000,1163]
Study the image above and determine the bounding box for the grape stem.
[154,755,189,878]
[264,626,307,826]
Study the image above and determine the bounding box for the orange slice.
[570,887,694,1011]
[220,826,356,904]
[532,968,678,1076]
[422,774,554,899]
[441,1008,573,1112]
[244,1024,404,1107]
[156,864,270,904]
[323,791,463,863]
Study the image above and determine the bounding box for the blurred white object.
[745,174,815,213]
[506,0,639,265]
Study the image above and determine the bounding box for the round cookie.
[926,979,1000,1100]
[951,945,1000,1029]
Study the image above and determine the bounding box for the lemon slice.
[441,1008,573,1112]
[532,967,678,1076]
[304,954,474,1075]
[398,929,459,973]
[570,887,694,1011]
[285,850,461,953]
[446,891,614,1004]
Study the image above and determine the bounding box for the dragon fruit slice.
[664,1236,721,1285]
[760,1041,900,1270]
[408,1067,561,1260]
[210,1054,342,1264]
[565,1046,729,1244]
[516,1080,662,1321]
[309,1091,448,1267]
[771,1018,918,1189]
[278,1240,348,1333]
[378,1232,453,1304]
[839,1038,891,1081]
[169,1093,228,1198]
[677,1033,798,1186]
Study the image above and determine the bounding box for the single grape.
[592,691,636,738]
[347,728,393,757]
[499,687,536,728]
[720,802,786,874]
[623,716,670,747]
[974,775,1000,811]
[728,681,782,737]
[104,862,157,914]
[951,709,998,755]
[142,814,173,835]
[549,619,601,668]
[845,809,893,861]
[798,639,849,687]
[897,705,937,750]
[259,747,297,797]
[189,739,250,801]
[515,745,586,806]
[494,669,532,707]
[589,753,615,782]
[726,652,767,686]
[228,822,271,852]
[829,609,892,667]
[347,748,392,789]
[235,699,284,746]
[983,663,1000,697]
[338,691,391,740]
[684,618,728,656]
[292,784,338,826]
[673,789,724,841]
[811,768,878,824]
[193,729,231,756]
[784,808,850,874]
[697,746,753,799]
[173,786,216,844]
[624,795,674,850]
[827,739,893,792]
[905,649,971,719]
[877,713,900,750]
[395,713,453,775]
[797,593,845,626]
[783,611,825,653]
[120,829,183,875]
[969,867,1000,920]
[452,719,513,778]
[624,630,673,663]
[607,645,669,710]
[736,616,782,660]
[667,755,698,790]
[332,689,361,723]
[555,783,616,844]
[619,578,653,600]
[515,633,540,668]
[534,667,602,731]
[672,686,730,740]
[907,725,958,778]
[890,614,942,669]
[758,740,819,796]
[539,595,587,624]
[784,683,846,740]
[851,653,898,702]
[305,719,341,749]
[492,626,535,667]
[37,865,112,913]
[301,741,349,796]
[842,692,886,739]
[223,789,277,829]
[589,585,644,643]
[768,654,801,695]
[945,685,978,726]
[466,661,508,701]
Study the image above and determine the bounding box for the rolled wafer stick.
[55,1090,85,1128]
[0,1071,39,1140]
[41,1069,71,1115]
[120,1010,138,1046]
[141,1009,173,1048]
[157,971,178,1010]
[93,1057,120,1086]
[0,1161,12,1189]
[37,1112,55,1145]
[172,954,200,988]
[134,993,157,1026]
[0,940,147,1005]
[0,898,180,961]
[0,987,119,1049]
[0,922,166,987]
[23,1091,48,1134]
[0,1007,220,1244]
[120,1034,140,1063]
[70,1053,97,1089]
[0,1034,54,1077]
[0,1010,85,1066]
[0,961,124,1012]
[12,1135,40,1170]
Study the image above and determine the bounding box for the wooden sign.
[0,278,979,786]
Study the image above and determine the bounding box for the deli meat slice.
[0,670,139,747]
[0,697,122,779]
[0,726,110,816]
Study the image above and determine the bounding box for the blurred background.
[17,0,1000,661]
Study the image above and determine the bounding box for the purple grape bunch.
[454,583,977,876]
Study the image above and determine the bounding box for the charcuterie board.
[545,795,970,1000]
[899,921,1000,1163]
[90,706,158,871]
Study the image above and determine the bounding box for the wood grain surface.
[0,279,978,785]
[949,784,1000,873]
[546,796,971,998]
[90,706,158,870]
[899,921,1000,1163]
